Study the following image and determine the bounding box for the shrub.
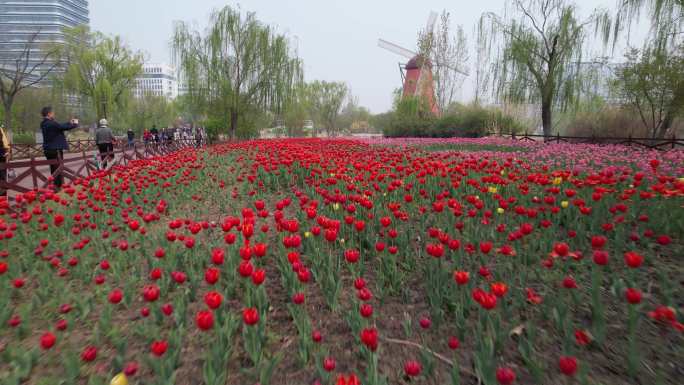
[382,104,523,138]
[384,115,434,138]
[559,106,683,138]
[11,132,36,145]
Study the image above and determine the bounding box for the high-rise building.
[0,0,90,73]
[134,63,179,100]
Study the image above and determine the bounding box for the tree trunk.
[541,96,552,139]
[656,110,675,139]
[3,99,12,137]
[656,80,684,139]
[230,110,238,141]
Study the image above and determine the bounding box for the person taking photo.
[40,106,78,190]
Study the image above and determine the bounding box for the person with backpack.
[95,119,115,169]
[127,128,135,148]
[40,106,78,189]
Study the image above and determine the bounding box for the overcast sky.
[90,0,647,113]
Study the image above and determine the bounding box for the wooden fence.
[487,132,683,150]
[1,139,199,194]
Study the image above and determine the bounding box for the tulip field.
[0,137,683,385]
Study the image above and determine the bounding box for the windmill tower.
[379,12,467,115]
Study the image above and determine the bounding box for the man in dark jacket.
[40,106,78,189]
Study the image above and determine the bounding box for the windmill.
[378,11,467,115]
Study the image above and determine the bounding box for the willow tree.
[305,81,348,137]
[57,26,143,121]
[173,6,303,139]
[483,0,607,137]
[612,0,682,51]
[607,0,683,138]
[418,11,470,113]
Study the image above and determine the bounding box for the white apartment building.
[134,63,178,99]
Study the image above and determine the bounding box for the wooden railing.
[0,139,200,194]
[9,138,207,159]
[486,132,683,150]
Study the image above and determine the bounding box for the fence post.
[556,132,560,144]
[627,135,632,146]
[30,154,37,189]
[673,134,677,150]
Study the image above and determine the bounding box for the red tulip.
[311,330,322,343]
[108,288,123,304]
[211,248,225,265]
[336,374,360,385]
[238,261,253,278]
[404,360,422,377]
[124,361,139,376]
[243,307,259,325]
[359,303,373,318]
[344,249,360,263]
[195,310,214,331]
[479,241,493,254]
[161,303,173,316]
[453,270,469,285]
[490,282,508,297]
[625,288,642,304]
[552,242,569,257]
[292,292,305,304]
[205,267,220,284]
[150,268,162,280]
[360,327,378,351]
[40,331,56,350]
[624,251,643,268]
[558,356,578,376]
[575,329,591,346]
[251,269,266,285]
[204,291,223,309]
[592,250,609,266]
[55,319,68,331]
[591,235,607,249]
[496,366,516,385]
[448,336,460,350]
[323,357,336,372]
[562,276,578,289]
[142,284,160,302]
[150,340,168,356]
[81,346,97,362]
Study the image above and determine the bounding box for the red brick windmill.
[378,12,466,115]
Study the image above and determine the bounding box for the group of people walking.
[0,107,210,195]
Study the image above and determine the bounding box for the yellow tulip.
[553,177,562,185]
[561,201,569,208]
[304,231,312,238]
[333,203,340,210]
[497,207,505,214]
[110,374,128,385]
[488,186,497,194]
